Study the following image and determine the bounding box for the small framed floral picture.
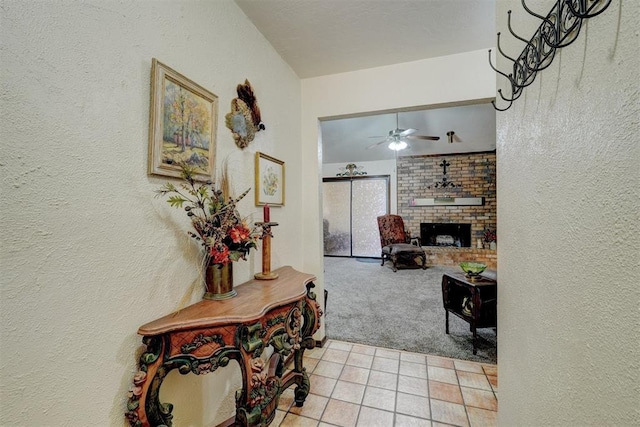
[148,58,218,182]
[255,152,285,206]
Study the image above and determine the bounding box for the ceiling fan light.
[388,140,407,151]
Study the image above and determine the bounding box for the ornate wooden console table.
[125,266,323,427]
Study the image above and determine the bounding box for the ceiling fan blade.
[398,128,417,137]
[366,139,389,149]
[408,135,440,141]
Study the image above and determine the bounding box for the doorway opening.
[318,102,497,364]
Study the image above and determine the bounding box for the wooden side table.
[441,272,497,355]
[125,266,323,427]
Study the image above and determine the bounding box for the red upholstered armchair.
[377,214,427,272]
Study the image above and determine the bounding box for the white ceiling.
[321,103,496,163]
[235,0,496,79]
[235,0,497,163]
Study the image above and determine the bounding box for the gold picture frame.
[148,58,218,182]
[255,152,285,206]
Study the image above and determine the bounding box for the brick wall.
[397,151,497,268]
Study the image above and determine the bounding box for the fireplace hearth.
[421,223,472,248]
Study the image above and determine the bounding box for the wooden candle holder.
[255,221,279,280]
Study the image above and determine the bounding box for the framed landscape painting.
[255,152,285,206]
[148,58,218,181]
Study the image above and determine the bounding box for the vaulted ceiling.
[235,0,496,79]
[235,0,497,162]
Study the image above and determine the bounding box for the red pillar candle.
[263,204,270,222]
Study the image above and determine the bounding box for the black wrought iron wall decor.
[429,160,462,190]
[489,0,612,111]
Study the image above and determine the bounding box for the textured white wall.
[0,1,301,425]
[496,0,640,425]
[301,50,496,340]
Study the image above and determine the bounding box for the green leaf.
[179,163,197,180]
[167,196,187,208]
[198,186,209,198]
[228,251,244,262]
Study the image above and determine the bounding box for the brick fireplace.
[397,151,497,269]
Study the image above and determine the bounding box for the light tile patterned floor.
[272,340,497,427]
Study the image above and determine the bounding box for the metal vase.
[204,262,236,300]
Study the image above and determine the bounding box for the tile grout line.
[348,343,363,427]
[322,340,349,427]
[426,351,434,426]
[389,347,402,426]
[332,340,366,427]
[296,342,328,426]
[454,366,473,427]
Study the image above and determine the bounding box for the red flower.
[210,245,230,264]
[230,224,251,243]
[483,229,497,243]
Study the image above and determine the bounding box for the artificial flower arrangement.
[155,163,258,266]
[483,228,497,243]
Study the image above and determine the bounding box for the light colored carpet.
[323,257,497,364]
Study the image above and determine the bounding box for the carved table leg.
[290,334,311,408]
[294,369,311,407]
[289,283,322,407]
[236,322,277,427]
[127,334,240,427]
[126,336,175,427]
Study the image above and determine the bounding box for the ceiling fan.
[447,131,463,143]
[367,113,440,151]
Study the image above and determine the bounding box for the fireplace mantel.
[410,197,484,206]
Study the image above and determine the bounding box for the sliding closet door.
[352,178,389,257]
[323,176,389,257]
[323,180,352,256]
